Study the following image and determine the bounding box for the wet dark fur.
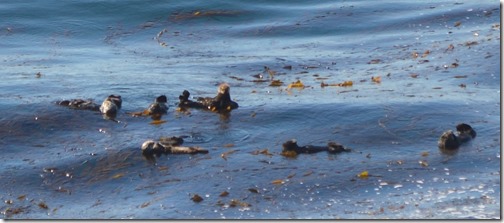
[282,139,350,154]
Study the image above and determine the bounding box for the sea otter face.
[100,99,118,118]
[218,83,230,94]
[438,130,460,154]
[282,139,299,151]
[141,140,163,151]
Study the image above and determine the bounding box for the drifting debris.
[320,80,353,87]
[269,80,283,87]
[421,50,430,58]
[250,149,273,156]
[412,51,419,59]
[454,21,462,27]
[155,29,168,47]
[111,173,125,179]
[368,59,381,64]
[229,199,251,208]
[219,191,229,197]
[371,76,382,83]
[264,66,277,79]
[191,194,204,203]
[287,80,305,89]
[445,44,455,52]
[38,202,49,209]
[465,41,478,47]
[248,188,259,194]
[223,143,235,148]
[283,65,292,70]
[271,179,285,185]
[357,171,369,179]
[173,10,241,20]
[221,150,237,161]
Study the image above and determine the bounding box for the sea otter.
[141,136,209,157]
[438,123,477,155]
[282,139,351,156]
[178,83,239,112]
[145,95,168,120]
[57,95,122,119]
[128,95,168,120]
[99,95,122,119]
[57,99,100,111]
[178,90,206,109]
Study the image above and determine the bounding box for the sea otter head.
[155,95,167,103]
[282,139,299,151]
[456,123,476,139]
[218,83,230,95]
[438,130,460,154]
[107,95,122,109]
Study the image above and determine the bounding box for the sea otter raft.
[438,123,477,155]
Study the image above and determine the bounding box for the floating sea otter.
[57,95,122,120]
[178,83,238,112]
[57,99,99,111]
[281,139,351,157]
[128,95,168,120]
[141,136,209,157]
[99,95,122,119]
[438,123,477,155]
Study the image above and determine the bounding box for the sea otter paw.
[327,142,350,153]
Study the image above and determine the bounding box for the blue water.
[0,0,500,219]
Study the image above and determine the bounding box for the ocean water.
[0,0,500,219]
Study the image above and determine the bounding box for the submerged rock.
[438,123,477,155]
[282,139,350,156]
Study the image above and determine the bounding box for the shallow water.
[0,0,500,219]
